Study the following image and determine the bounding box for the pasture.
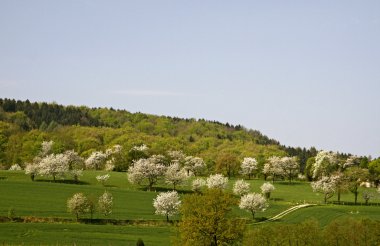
[0,170,379,245]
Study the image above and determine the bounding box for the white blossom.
[127,157,166,190]
[37,153,69,181]
[263,156,283,180]
[312,151,338,178]
[153,191,181,221]
[184,156,205,176]
[260,182,275,198]
[192,178,206,192]
[165,162,188,189]
[311,175,338,203]
[96,174,110,186]
[25,163,39,180]
[67,193,89,220]
[98,191,113,216]
[240,157,258,179]
[206,174,228,189]
[233,179,250,196]
[9,164,22,171]
[85,151,108,170]
[130,144,149,152]
[167,150,186,162]
[344,155,359,169]
[40,140,54,157]
[105,158,115,171]
[278,157,299,182]
[64,150,84,170]
[239,193,268,219]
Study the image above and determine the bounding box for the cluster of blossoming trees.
[24,141,121,182]
[18,141,377,223]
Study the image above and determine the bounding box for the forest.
[0,98,372,177]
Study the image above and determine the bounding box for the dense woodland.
[0,98,373,177]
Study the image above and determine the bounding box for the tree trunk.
[354,191,358,205]
[251,211,255,220]
[337,190,341,204]
[166,214,169,222]
[30,174,35,181]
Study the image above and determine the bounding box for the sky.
[0,0,379,158]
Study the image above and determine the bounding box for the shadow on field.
[275,181,303,185]
[0,176,7,180]
[138,187,194,194]
[271,198,284,202]
[34,179,90,185]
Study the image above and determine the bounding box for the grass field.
[0,170,379,245]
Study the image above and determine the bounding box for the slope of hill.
[0,98,318,171]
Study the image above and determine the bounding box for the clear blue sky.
[1,0,379,158]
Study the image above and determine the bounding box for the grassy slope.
[0,223,174,246]
[1,171,379,245]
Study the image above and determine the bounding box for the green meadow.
[0,170,379,245]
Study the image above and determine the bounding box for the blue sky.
[1,0,379,157]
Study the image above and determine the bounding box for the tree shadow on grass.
[34,179,90,185]
[137,186,194,194]
[270,198,284,202]
[0,176,7,180]
[276,181,303,186]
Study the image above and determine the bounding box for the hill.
[0,98,323,171]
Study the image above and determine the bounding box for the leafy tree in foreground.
[178,189,245,246]
[153,191,181,222]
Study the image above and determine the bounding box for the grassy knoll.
[0,223,174,245]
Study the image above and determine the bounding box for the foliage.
[153,191,181,222]
[178,189,246,246]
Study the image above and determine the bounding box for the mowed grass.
[1,171,379,221]
[0,222,174,246]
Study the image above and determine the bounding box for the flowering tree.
[37,153,69,181]
[206,174,228,189]
[345,167,369,204]
[96,174,110,186]
[279,157,299,183]
[165,162,188,190]
[25,163,39,181]
[127,156,166,191]
[240,157,258,179]
[263,156,283,183]
[192,178,206,193]
[153,191,181,222]
[98,191,113,216]
[311,176,337,203]
[67,193,89,220]
[9,164,22,171]
[184,156,205,176]
[239,193,268,219]
[40,140,54,157]
[312,151,339,179]
[233,179,250,196]
[260,182,275,199]
[85,151,108,170]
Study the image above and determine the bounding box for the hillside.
[0,98,319,172]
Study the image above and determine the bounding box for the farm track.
[255,203,317,224]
